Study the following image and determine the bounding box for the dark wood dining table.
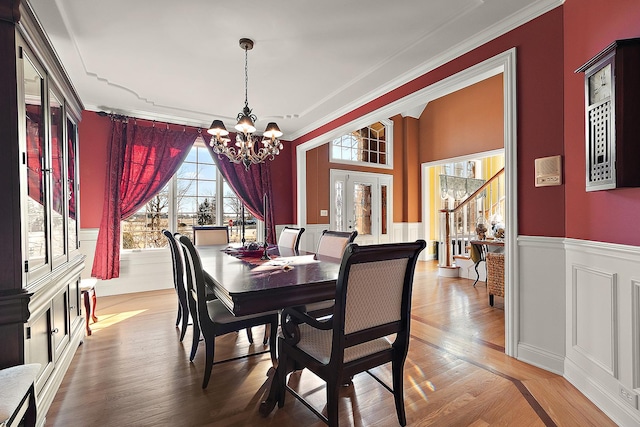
[196,244,341,317]
[196,244,342,416]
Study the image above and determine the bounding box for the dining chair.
[306,229,358,317]
[163,229,190,342]
[192,225,229,245]
[165,229,257,356]
[178,234,279,388]
[277,240,426,426]
[277,226,305,252]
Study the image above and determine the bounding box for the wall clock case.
[576,38,640,191]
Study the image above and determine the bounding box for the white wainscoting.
[564,238,640,427]
[80,228,174,296]
[516,236,566,374]
[82,223,429,296]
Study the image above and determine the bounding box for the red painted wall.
[78,111,294,228]
[564,0,640,246]
[268,145,294,225]
[293,8,566,238]
[78,112,110,228]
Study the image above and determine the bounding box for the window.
[330,120,393,168]
[121,137,255,249]
[176,145,217,229]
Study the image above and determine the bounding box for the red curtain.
[92,119,198,279]
[202,134,277,244]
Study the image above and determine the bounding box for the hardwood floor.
[45,262,615,426]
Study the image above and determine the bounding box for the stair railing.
[438,167,505,269]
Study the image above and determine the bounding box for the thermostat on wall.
[535,155,562,187]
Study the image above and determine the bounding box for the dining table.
[196,244,341,316]
[196,243,342,416]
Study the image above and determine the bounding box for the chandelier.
[207,38,283,170]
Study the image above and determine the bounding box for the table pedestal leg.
[259,358,293,416]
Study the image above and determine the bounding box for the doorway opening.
[296,48,517,356]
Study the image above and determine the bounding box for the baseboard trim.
[517,342,564,375]
[565,358,640,427]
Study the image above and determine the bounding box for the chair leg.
[326,380,340,427]
[82,290,92,336]
[190,321,200,362]
[90,288,98,323]
[392,358,407,426]
[202,334,215,389]
[276,349,288,408]
[489,294,494,306]
[263,323,271,345]
[268,320,278,366]
[179,309,189,342]
[176,302,182,327]
[473,261,481,287]
[246,327,254,344]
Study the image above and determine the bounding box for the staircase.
[438,167,505,276]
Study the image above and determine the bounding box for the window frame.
[329,119,393,170]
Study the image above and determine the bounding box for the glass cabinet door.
[23,53,49,276]
[67,116,79,256]
[50,89,66,267]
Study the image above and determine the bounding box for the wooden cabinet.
[0,1,85,424]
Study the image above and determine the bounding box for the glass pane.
[198,164,217,181]
[196,146,214,164]
[196,197,215,225]
[183,147,197,163]
[178,162,197,180]
[353,183,372,236]
[381,185,388,235]
[122,186,168,249]
[197,179,216,197]
[67,117,78,252]
[24,56,47,270]
[50,91,65,260]
[178,196,198,215]
[177,178,197,197]
[334,180,343,231]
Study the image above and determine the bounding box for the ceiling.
[28,0,559,140]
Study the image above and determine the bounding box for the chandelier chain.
[244,46,249,109]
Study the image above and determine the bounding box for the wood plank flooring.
[45,262,616,426]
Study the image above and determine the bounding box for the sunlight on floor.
[89,310,147,334]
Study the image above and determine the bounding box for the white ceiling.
[28,0,560,140]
